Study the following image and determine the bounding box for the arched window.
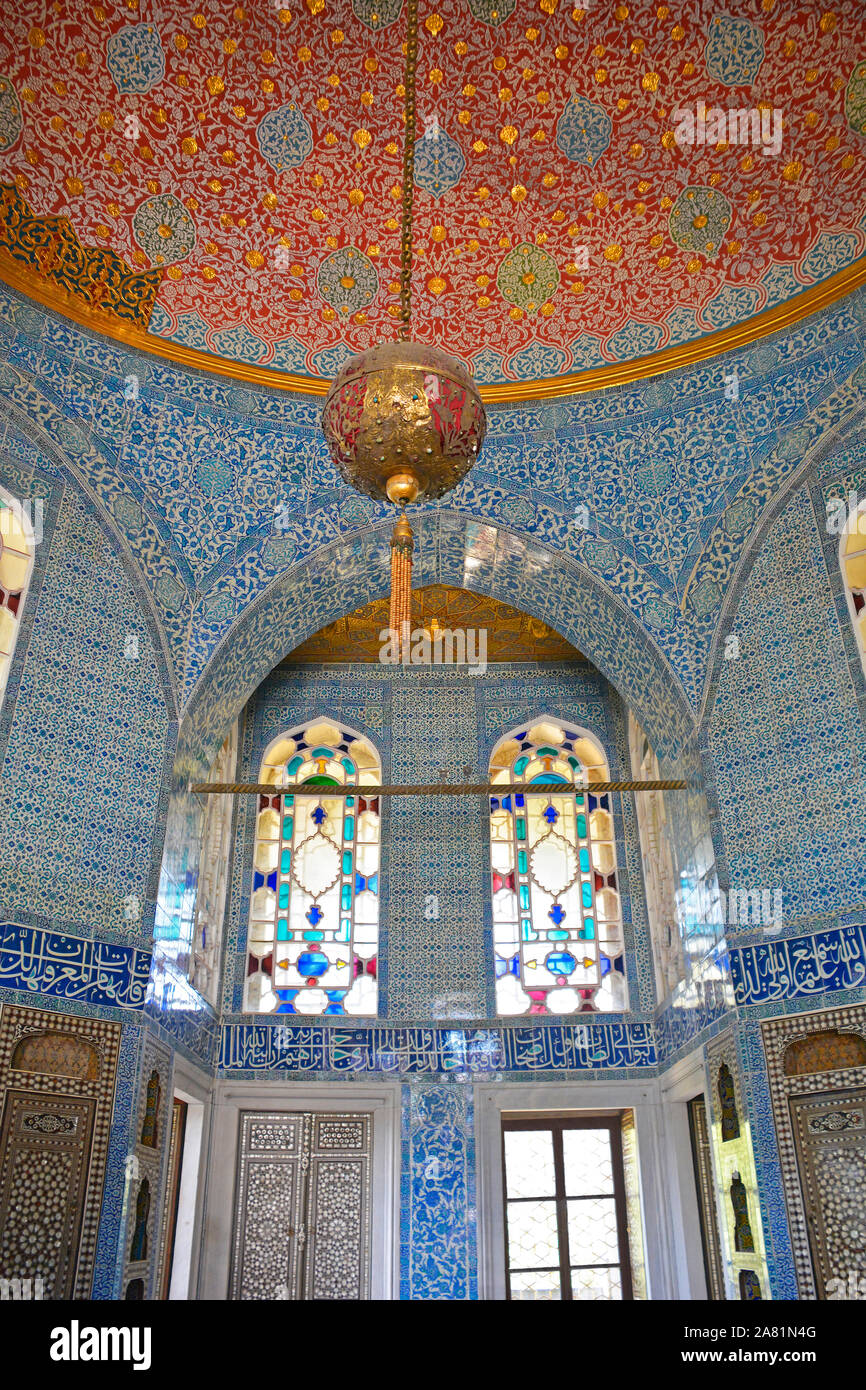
[0,490,35,707]
[490,718,626,1016]
[244,719,381,1016]
[841,501,866,676]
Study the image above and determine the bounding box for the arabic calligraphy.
[730,925,866,1005]
[0,923,150,1008]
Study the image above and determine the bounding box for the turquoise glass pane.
[516,817,527,841]
[575,794,584,807]
[312,747,334,759]
[277,920,290,940]
[341,757,355,775]
[514,756,529,775]
[342,850,352,875]
[346,796,355,807]
[579,847,590,872]
[278,883,290,910]
[344,815,355,841]
[283,815,293,840]
[303,930,324,941]
[577,814,587,837]
[340,917,351,940]
[341,884,351,911]
[285,794,295,807]
[287,755,304,774]
[519,884,530,911]
[521,918,537,941]
[280,849,291,874]
[549,929,569,941]
[518,850,528,874]
[581,918,595,940]
[581,882,592,908]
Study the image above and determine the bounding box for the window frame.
[500,1111,634,1301]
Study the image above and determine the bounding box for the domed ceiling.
[0,0,864,394]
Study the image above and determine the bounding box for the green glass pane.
[344,815,355,841]
[342,850,353,875]
[517,850,528,874]
[516,817,527,841]
[537,746,559,757]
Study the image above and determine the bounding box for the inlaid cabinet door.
[303,1114,372,1301]
[230,1113,307,1300]
[789,1089,866,1298]
[0,1091,96,1299]
[230,1111,372,1301]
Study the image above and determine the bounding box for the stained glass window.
[244,719,381,1016]
[490,719,626,1015]
[0,491,35,708]
[841,506,866,677]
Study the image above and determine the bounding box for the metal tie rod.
[189,779,692,796]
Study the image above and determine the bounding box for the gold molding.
[1,249,864,403]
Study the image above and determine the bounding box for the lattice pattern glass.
[504,1121,627,1303]
[490,720,625,1015]
[0,494,34,706]
[244,720,381,1016]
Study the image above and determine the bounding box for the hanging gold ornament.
[319,0,486,657]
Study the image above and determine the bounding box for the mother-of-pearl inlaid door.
[230,1111,372,1300]
[789,1090,866,1299]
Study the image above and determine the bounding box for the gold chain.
[399,0,420,341]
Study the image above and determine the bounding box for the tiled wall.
[0,484,172,941]
[707,485,866,925]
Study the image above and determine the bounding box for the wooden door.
[789,1088,866,1298]
[0,1090,96,1299]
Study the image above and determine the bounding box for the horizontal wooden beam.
[189,779,691,796]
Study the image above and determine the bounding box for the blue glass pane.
[297,951,328,977]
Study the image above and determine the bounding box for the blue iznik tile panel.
[730,923,866,1006]
[706,486,866,924]
[0,923,151,1008]
[0,487,172,938]
[0,283,864,725]
[401,1084,477,1301]
[219,1021,658,1075]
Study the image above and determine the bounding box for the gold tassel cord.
[191,780,693,796]
[389,510,414,660]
